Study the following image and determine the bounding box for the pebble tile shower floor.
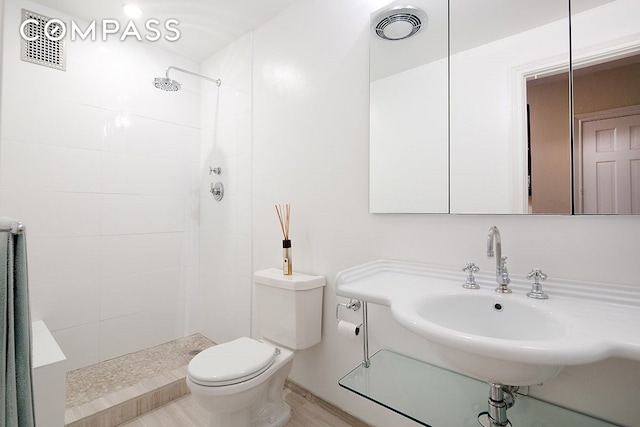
[66,334,215,408]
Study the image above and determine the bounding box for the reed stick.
[275,204,290,240]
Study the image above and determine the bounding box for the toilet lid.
[188,337,277,386]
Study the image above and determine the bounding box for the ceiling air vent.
[20,9,66,71]
[373,6,427,41]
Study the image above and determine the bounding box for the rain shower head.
[153,76,181,92]
[152,66,221,92]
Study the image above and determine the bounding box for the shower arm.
[166,66,221,87]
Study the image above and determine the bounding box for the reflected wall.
[369,0,448,213]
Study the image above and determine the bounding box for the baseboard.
[284,380,371,427]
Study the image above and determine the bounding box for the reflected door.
[581,113,640,214]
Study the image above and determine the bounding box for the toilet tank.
[254,268,326,350]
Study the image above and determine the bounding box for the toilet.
[187,268,326,427]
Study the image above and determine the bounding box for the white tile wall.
[195,33,253,343]
[99,305,183,361]
[100,233,183,277]
[51,323,100,369]
[30,281,100,331]
[0,191,101,238]
[0,141,102,193]
[27,237,101,289]
[0,0,200,370]
[100,268,181,320]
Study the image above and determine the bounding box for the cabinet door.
[449,0,570,214]
[571,0,640,215]
[369,0,449,213]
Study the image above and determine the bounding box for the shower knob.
[210,182,224,201]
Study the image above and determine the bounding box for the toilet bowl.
[187,268,326,427]
[187,337,294,427]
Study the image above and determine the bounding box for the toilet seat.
[188,337,277,387]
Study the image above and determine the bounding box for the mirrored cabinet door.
[449,0,571,214]
[369,0,449,213]
[570,0,640,215]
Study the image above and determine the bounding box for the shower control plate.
[211,182,224,201]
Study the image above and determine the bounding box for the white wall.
[0,0,200,370]
[370,58,449,213]
[252,0,640,426]
[195,34,254,343]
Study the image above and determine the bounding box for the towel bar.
[0,222,24,235]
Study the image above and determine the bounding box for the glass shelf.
[339,350,616,427]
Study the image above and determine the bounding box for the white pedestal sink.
[336,260,640,386]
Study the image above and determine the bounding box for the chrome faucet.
[487,226,511,293]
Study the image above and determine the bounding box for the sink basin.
[415,293,567,341]
[335,260,640,387]
[396,292,571,385]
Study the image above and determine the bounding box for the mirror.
[369,0,640,214]
[450,0,571,214]
[369,0,449,213]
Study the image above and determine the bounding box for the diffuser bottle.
[283,239,292,275]
[276,204,292,275]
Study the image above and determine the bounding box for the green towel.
[1,217,36,427]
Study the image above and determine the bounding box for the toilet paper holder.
[336,299,371,368]
[336,299,361,320]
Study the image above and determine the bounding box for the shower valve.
[210,182,224,201]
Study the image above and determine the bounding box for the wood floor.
[120,388,358,427]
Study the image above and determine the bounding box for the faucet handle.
[463,262,480,274]
[526,268,548,284]
[462,262,480,289]
[526,268,549,299]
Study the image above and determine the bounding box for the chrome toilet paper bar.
[335,299,361,320]
[336,299,370,368]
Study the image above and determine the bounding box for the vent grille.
[21,9,66,71]
[375,13,423,41]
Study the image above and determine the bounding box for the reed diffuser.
[275,204,292,275]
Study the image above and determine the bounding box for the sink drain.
[493,303,504,312]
